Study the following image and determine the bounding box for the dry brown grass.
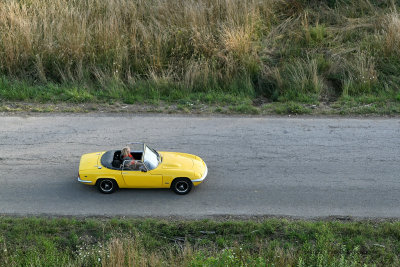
[0,0,277,85]
[0,0,398,101]
[383,11,400,56]
[100,238,197,267]
[101,238,162,267]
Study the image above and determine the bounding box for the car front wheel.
[97,179,117,194]
[171,178,193,195]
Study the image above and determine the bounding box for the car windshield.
[127,143,145,154]
[143,145,160,170]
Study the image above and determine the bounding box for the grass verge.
[0,216,399,266]
[1,77,400,116]
[2,99,400,116]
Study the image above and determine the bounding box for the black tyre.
[97,179,117,194]
[171,178,193,195]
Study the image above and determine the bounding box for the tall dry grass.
[100,238,195,267]
[0,0,277,89]
[0,0,398,100]
[383,11,400,56]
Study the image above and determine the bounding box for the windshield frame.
[143,144,161,171]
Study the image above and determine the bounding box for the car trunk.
[79,152,102,171]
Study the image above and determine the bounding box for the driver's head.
[121,146,131,157]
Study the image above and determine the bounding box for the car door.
[121,160,162,188]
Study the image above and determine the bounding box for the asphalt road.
[0,114,399,218]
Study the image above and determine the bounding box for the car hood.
[160,152,194,170]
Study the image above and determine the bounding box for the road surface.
[0,114,399,218]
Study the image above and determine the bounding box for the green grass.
[0,217,400,266]
[2,75,400,115]
[271,102,312,115]
[0,76,251,106]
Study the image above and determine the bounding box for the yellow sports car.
[77,142,207,194]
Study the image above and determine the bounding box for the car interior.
[112,150,143,169]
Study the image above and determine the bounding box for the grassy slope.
[0,217,399,266]
[0,0,399,114]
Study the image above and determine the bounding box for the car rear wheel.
[171,178,192,195]
[97,179,117,194]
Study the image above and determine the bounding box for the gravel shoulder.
[1,100,400,117]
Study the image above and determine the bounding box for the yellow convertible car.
[77,143,207,195]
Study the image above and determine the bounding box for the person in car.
[121,146,135,168]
